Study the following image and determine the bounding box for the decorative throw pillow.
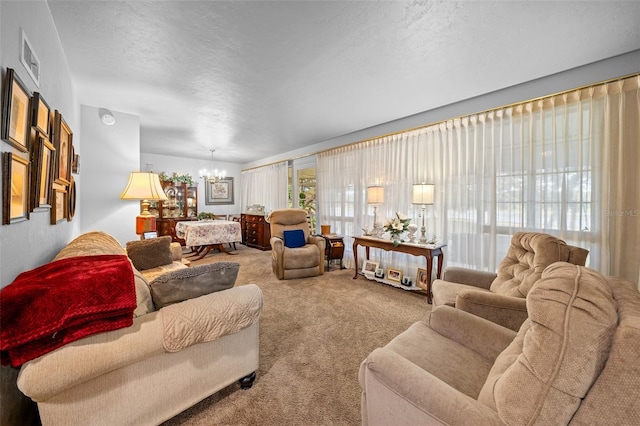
[149,262,240,309]
[283,229,306,248]
[126,236,173,271]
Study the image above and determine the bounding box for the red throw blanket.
[0,254,136,367]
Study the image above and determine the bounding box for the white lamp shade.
[367,186,384,204]
[412,183,435,205]
[120,172,168,201]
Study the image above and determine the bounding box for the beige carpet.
[163,244,431,426]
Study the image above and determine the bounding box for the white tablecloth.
[175,220,241,247]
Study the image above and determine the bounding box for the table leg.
[352,241,359,279]
[426,255,434,304]
[437,251,444,279]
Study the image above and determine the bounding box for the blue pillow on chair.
[283,229,306,248]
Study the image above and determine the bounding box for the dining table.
[175,220,242,260]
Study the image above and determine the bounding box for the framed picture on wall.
[1,68,31,152]
[53,110,72,185]
[50,184,68,224]
[30,131,55,210]
[31,92,51,137]
[205,177,234,205]
[2,152,30,225]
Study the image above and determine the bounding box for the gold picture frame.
[53,110,72,185]
[416,268,429,290]
[1,68,31,152]
[387,268,402,283]
[50,183,68,224]
[30,130,55,210]
[31,92,51,137]
[2,152,30,224]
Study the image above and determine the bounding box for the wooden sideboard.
[241,213,271,250]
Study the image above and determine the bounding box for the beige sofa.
[16,232,263,426]
[360,262,640,425]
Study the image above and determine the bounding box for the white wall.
[141,152,243,217]
[242,50,640,170]
[80,105,141,245]
[0,0,78,287]
[0,2,77,424]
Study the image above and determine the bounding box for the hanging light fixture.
[199,149,226,184]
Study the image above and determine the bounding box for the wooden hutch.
[147,181,198,244]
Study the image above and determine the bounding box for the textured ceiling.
[47,1,640,164]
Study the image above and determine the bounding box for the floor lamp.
[412,183,434,244]
[120,172,168,238]
[367,186,384,237]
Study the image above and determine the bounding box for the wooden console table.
[352,236,446,303]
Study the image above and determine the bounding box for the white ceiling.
[47,1,640,164]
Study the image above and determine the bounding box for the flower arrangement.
[158,172,194,186]
[383,213,411,246]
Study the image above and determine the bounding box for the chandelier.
[199,149,226,184]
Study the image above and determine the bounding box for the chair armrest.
[270,236,284,251]
[18,311,165,401]
[456,289,528,332]
[428,305,516,362]
[359,347,504,426]
[442,267,496,289]
[18,286,263,401]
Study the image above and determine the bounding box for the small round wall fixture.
[98,108,116,125]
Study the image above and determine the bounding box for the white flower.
[397,213,408,221]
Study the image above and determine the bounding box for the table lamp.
[120,172,168,237]
[367,186,384,237]
[412,183,434,244]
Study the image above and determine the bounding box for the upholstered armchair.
[360,262,640,425]
[268,208,325,280]
[431,232,589,330]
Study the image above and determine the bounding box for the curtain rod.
[241,72,639,173]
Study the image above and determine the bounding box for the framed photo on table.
[387,268,403,283]
[361,260,379,275]
[1,68,31,152]
[2,152,30,224]
[416,268,429,290]
[205,177,234,205]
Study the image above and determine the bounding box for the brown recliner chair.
[360,262,640,425]
[431,232,589,330]
[268,209,325,280]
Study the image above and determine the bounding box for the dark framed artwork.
[2,152,30,225]
[53,110,72,185]
[72,153,79,174]
[30,131,55,210]
[205,177,234,205]
[50,183,68,224]
[1,68,31,152]
[67,176,76,221]
[31,92,51,137]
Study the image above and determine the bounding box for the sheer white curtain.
[318,74,639,285]
[241,161,289,213]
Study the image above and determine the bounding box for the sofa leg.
[239,372,256,390]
